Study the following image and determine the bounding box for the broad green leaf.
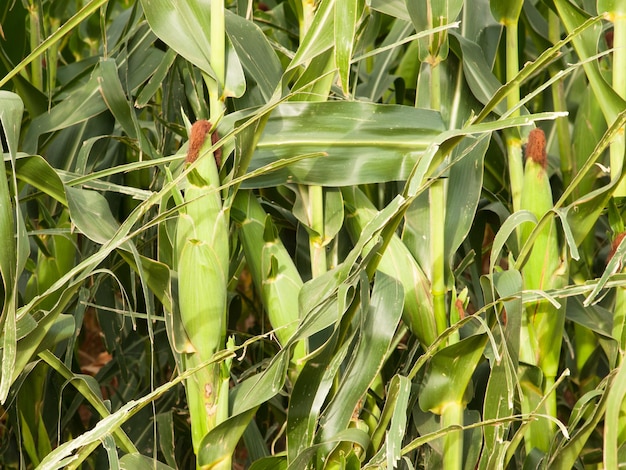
[287,328,349,464]
[406,0,463,59]
[65,186,124,246]
[249,456,288,470]
[198,407,258,467]
[98,58,157,159]
[366,375,411,468]
[243,102,445,187]
[335,0,361,95]
[449,33,506,115]
[14,155,67,206]
[140,0,245,97]
[317,272,404,445]
[368,0,411,20]
[489,0,523,23]
[285,0,336,75]
[553,0,625,124]
[419,334,488,414]
[119,454,174,470]
[224,10,282,102]
[342,186,436,346]
[0,91,24,403]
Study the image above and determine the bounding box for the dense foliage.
[1,0,626,468]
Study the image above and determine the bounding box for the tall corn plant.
[2,0,626,469]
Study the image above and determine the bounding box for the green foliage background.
[1,0,626,468]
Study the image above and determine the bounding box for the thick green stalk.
[441,402,464,470]
[426,54,447,341]
[206,0,225,122]
[429,180,448,339]
[610,9,626,196]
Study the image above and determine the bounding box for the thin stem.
[505,20,524,215]
[549,11,574,192]
[309,184,327,278]
[28,1,42,90]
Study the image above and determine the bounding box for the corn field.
[1,0,626,468]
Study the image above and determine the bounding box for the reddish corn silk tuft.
[525,128,547,169]
[186,120,221,167]
[608,231,626,265]
[211,126,222,168]
[187,120,212,164]
[606,30,614,50]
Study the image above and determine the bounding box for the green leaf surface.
[553,0,625,124]
[335,0,361,95]
[119,454,174,470]
[14,155,67,206]
[0,91,24,403]
[317,272,404,444]
[489,0,523,23]
[368,0,411,20]
[225,10,282,101]
[419,334,488,414]
[65,186,123,246]
[366,374,411,468]
[249,456,288,470]
[244,101,445,187]
[140,0,245,97]
[98,58,157,158]
[198,407,258,467]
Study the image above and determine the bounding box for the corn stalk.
[174,120,230,467]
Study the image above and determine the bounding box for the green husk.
[232,190,306,369]
[175,120,229,458]
[519,128,567,453]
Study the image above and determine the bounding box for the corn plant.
[3,0,626,469]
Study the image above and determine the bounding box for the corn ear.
[341,187,436,346]
[519,128,566,375]
[233,190,306,366]
[176,120,229,454]
[519,128,567,452]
